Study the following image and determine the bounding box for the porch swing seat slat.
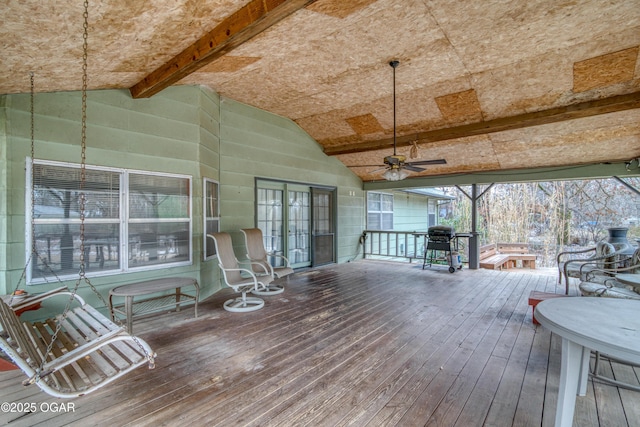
[0,288,156,398]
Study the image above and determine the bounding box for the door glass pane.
[288,190,310,265]
[257,188,285,266]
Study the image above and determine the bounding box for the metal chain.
[35,1,153,379]
[36,0,92,378]
[9,74,38,304]
[79,0,88,280]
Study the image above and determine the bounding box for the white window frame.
[203,177,220,260]
[367,192,394,230]
[26,159,192,284]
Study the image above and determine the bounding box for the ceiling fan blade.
[403,164,426,172]
[348,164,386,168]
[408,159,447,166]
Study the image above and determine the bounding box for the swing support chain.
[10,2,155,385]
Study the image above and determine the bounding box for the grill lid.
[428,225,455,240]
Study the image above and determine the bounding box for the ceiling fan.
[354,60,446,181]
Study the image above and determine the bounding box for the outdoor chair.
[579,246,640,299]
[208,232,272,312]
[577,251,640,392]
[579,246,640,283]
[241,228,293,295]
[579,279,640,299]
[557,241,617,294]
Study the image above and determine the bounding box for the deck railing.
[362,230,579,268]
[362,230,428,262]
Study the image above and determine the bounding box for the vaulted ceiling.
[2,0,640,182]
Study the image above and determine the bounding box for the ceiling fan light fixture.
[383,168,409,181]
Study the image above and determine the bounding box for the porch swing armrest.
[10,287,86,313]
[0,335,38,378]
[38,329,145,375]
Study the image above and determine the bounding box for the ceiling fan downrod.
[390,60,399,156]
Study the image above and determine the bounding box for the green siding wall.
[218,97,363,263]
[393,192,431,231]
[0,85,364,310]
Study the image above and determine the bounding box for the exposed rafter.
[130,0,318,99]
[324,91,640,156]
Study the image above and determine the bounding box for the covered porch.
[1,261,637,426]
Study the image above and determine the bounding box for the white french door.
[257,180,335,268]
[287,186,311,267]
[257,182,311,268]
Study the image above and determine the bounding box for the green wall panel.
[0,85,365,311]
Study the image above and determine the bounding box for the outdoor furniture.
[241,227,292,295]
[479,243,510,270]
[615,273,640,292]
[534,298,640,427]
[578,248,640,299]
[496,243,536,268]
[527,291,566,325]
[209,232,271,312]
[579,279,640,299]
[557,241,617,294]
[580,246,640,284]
[0,287,155,398]
[479,243,536,270]
[109,277,199,333]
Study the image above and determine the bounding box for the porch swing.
[0,2,156,398]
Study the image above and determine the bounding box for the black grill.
[427,225,455,242]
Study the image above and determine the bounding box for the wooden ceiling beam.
[324,91,640,156]
[130,0,317,99]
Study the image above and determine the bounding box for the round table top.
[615,273,640,287]
[534,297,640,363]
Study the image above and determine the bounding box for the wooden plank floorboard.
[365,272,516,426]
[124,266,412,426]
[85,270,398,424]
[336,269,509,426]
[430,273,537,426]
[0,262,635,427]
[404,273,534,426]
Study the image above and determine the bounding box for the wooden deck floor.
[1,261,639,426]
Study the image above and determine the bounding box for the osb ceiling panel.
[2,0,640,183]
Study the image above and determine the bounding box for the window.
[28,160,191,283]
[203,178,220,260]
[367,192,394,230]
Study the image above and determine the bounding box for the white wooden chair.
[0,287,156,398]
[209,232,271,312]
[241,228,293,295]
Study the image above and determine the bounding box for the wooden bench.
[109,277,199,334]
[0,287,155,398]
[479,243,536,270]
[528,291,567,324]
[498,243,537,269]
[479,243,511,270]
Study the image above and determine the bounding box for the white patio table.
[534,297,640,427]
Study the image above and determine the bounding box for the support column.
[469,184,479,269]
